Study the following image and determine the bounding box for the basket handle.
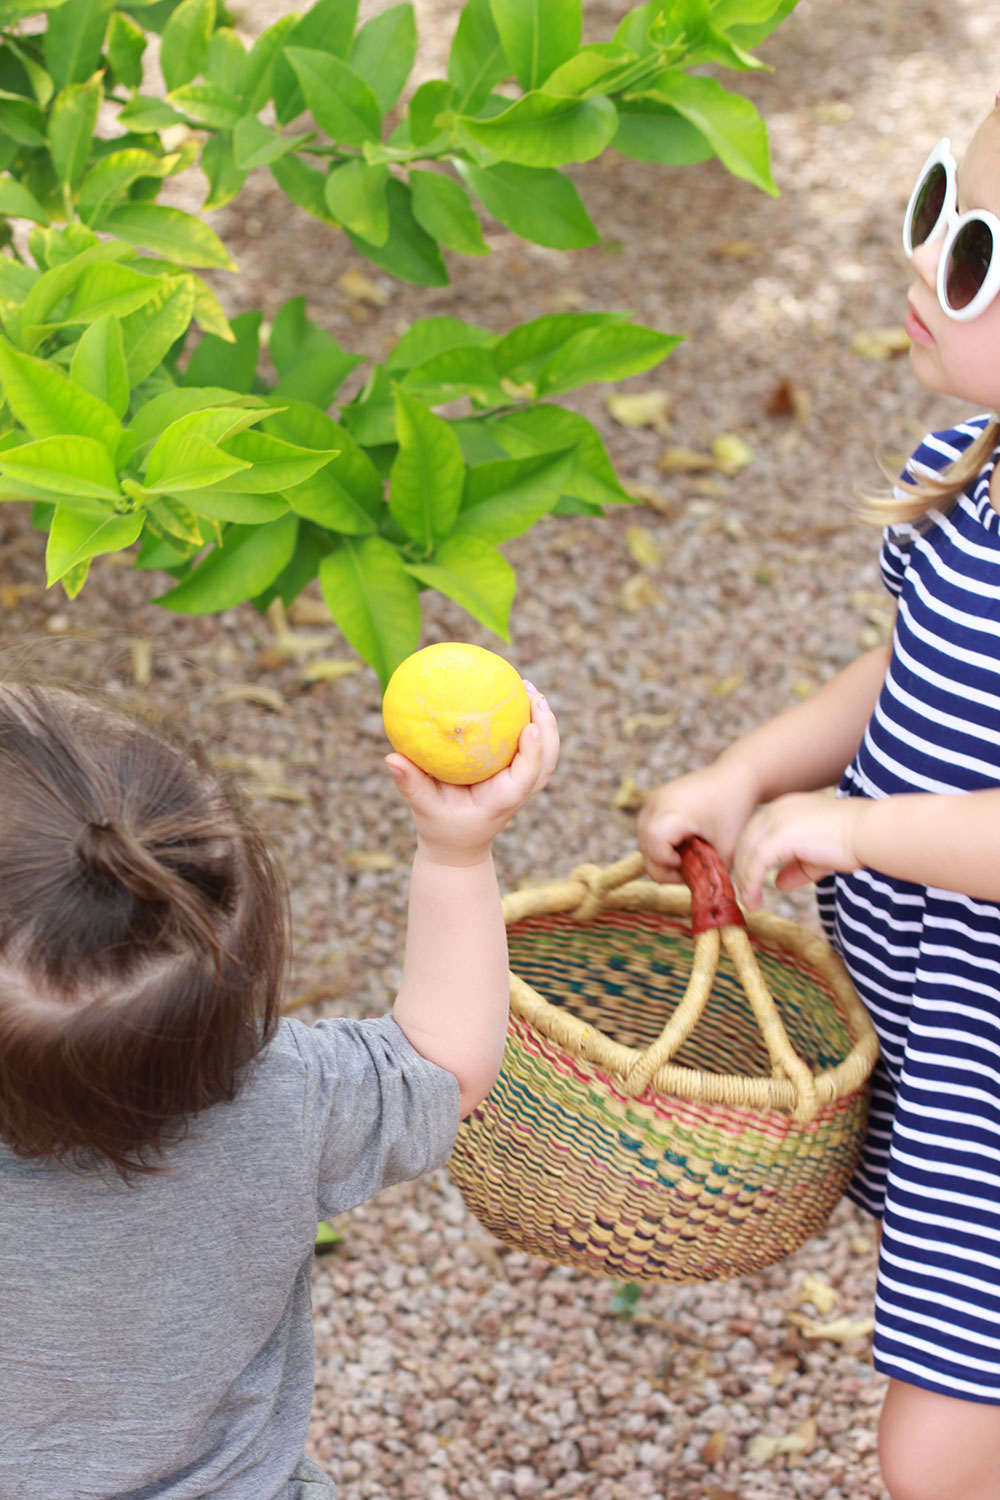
[620,838,821,1122]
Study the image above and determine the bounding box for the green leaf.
[269,296,365,407]
[19,239,131,334]
[217,429,337,493]
[324,159,390,245]
[613,99,714,165]
[455,159,599,249]
[69,313,129,418]
[167,81,243,130]
[454,448,574,542]
[157,512,300,613]
[119,274,197,385]
[648,71,776,194]
[269,153,341,226]
[160,0,215,92]
[542,42,637,97]
[232,116,302,172]
[78,148,186,227]
[0,339,122,452]
[182,490,289,524]
[106,11,146,90]
[0,176,48,223]
[536,324,682,397]
[408,79,456,147]
[4,36,55,108]
[272,0,358,125]
[200,131,246,211]
[457,91,617,168]
[488,0,581,90]
[144,430,251,493]
[409,169,487,256]
[46,498,143,586]
[0,97,47,148]
[127,386,256,454]
[486,404,631,506]
[349,3,416,115]
[48,73,103,191]
[101,203,236,269]
[389,387,464,548]
[318,534,421,686]
[62,262,164,325]
[262,405,378,535]
[448,0,509,114]
[0,433,120,499]
[400,344,506,407]
[406,533,515,639]
[117,94,187,132]
[386,316,495,375]
[44,0,113,90]
[183,308,262,391]
[344,177,447,287]
[492,312,628,383]
[284,47,381,146]
[716,0,801,50]
[204,26,246,94]
[242,13,298,114]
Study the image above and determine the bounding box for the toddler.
[0,669,558,1499]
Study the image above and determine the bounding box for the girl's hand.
[638,759,760,883]
[385,684,559,867]
[733,792,863,908]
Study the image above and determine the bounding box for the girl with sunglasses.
[638,100,1000,1500]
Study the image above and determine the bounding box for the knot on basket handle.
[678,836,746,934]
[567,852,645,922]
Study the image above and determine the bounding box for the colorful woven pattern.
[448,848,879,1284]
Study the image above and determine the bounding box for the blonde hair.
[857,415,1000,528]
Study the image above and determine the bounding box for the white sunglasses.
[902,137,1000,321]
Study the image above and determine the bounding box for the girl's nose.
[909,234,942,289]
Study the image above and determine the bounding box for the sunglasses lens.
[945,219,994,310]
[910,162,948,246]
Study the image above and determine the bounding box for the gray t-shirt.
[0,1014,460,1500]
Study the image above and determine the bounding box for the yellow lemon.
[382,642,530,785]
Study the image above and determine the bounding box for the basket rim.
[501,872,880,1113]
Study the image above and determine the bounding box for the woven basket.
[448,838,879,1284]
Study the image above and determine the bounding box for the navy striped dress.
[815,413,1000,1402]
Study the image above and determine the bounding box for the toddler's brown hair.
[0,678,288,1178]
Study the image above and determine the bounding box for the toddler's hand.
[385,685,559,866]
[638,760,760,883]
[733,792,863,908]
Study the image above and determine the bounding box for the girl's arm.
[639,641,892,880]
[389,689,559,1117]
[735,784,1000,908]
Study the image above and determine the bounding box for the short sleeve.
[879,520,913,599]
[284,1014,460,1220]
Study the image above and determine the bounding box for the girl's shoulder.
[906,412,994,481]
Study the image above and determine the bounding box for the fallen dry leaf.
[706,670,745,697]
[130,637,152,687]
[606,390,671,431]
[624,524,662,568]
[611,775,645,811]
[622,710,679,737]
[303,658,364,683]
[212,684,286,712]
[711,433,754,475]
[747,1416,818,1463]
[701,1429,728,1465]
[620,573,661,614]
[346,850,398,872]
[715,238,757,258]
[786,1311,875,1341]
[768,1351,803,1388]
[338,268,389,306]
[796,1274,839,1315]
[287,595,335,626]
[850,325,910,359]
[628,481,679,518]
[766,376,812,423]
[214,754,310,804]
[658,444,718,473]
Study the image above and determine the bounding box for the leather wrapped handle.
[677,835,745,934]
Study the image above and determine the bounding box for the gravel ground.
[0,1,994,1495]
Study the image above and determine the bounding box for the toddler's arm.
[735,784,1000,909]
[387,686,559,1117]
[638,642,892,881]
